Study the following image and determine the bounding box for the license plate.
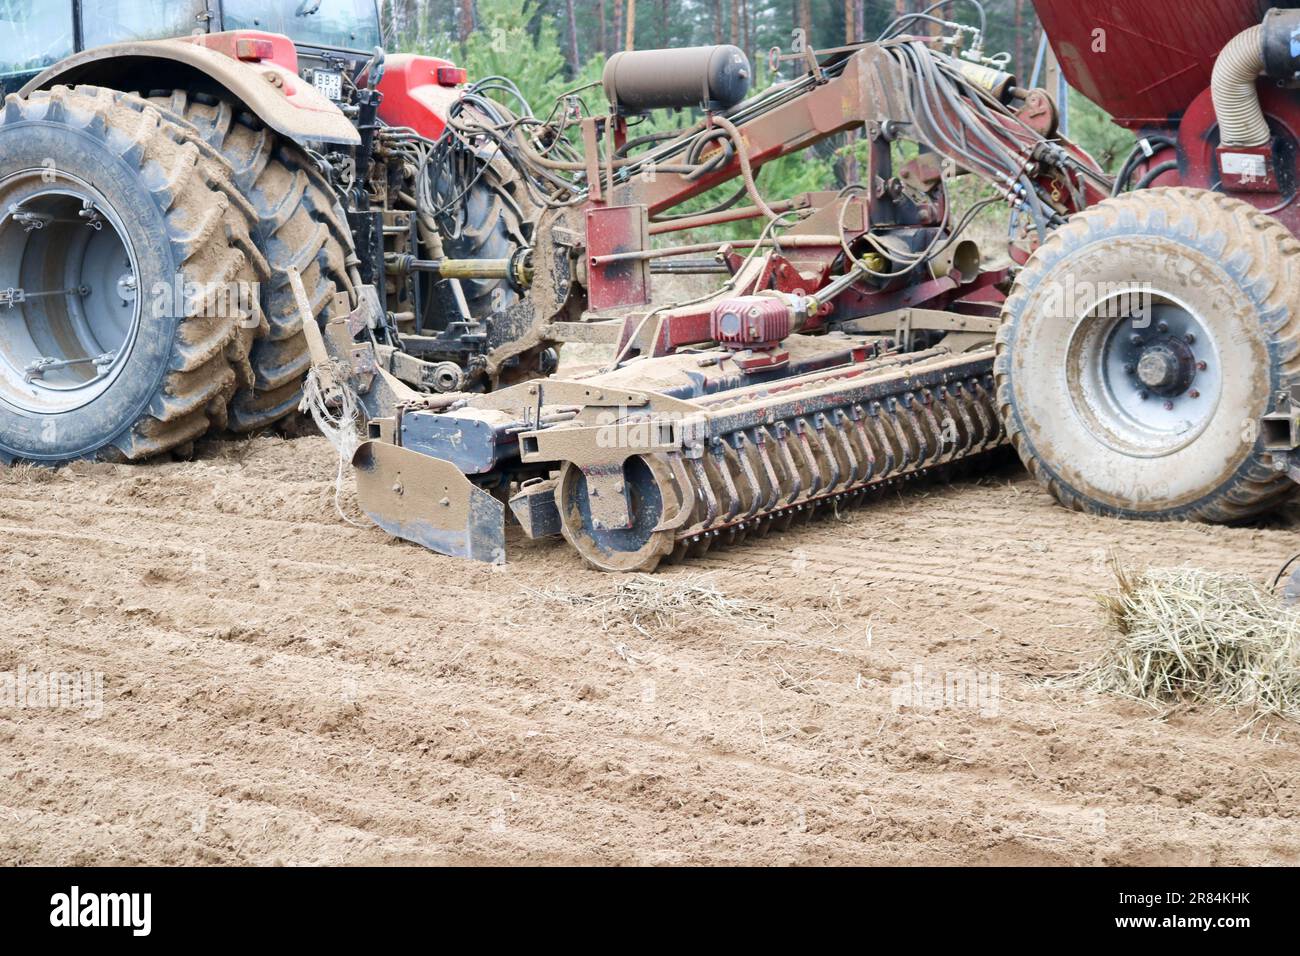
[312,69,342,101]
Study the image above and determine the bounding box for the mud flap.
[352,441,505,563]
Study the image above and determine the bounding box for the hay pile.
[1076,565,1300,723]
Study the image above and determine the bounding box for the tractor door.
[0,1,75,94]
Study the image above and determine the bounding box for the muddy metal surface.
[1,435,1298,865]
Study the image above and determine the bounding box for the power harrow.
[317,22,1110,571]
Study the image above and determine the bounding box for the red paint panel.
[586,204,651,309]
[375,53,466,140]
[1033,0,1272,126]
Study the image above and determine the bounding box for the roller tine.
[794,418,824,497]
[849,404,877,483]
[927,387,952,464]
[711,438,742,521]
[668,449,698,514]
[812,414,842,492]
[653,451,697,533]
[965,376,997,452]
[948,383,978,458]
[917,390,944,465]
[832,409,861,486]
[753,427,783,512]
[890,397,919,471]
[973,375,1003,450]
[927,387,956,465]
[774,421,804,505]
[985,375,1006,447]
[731,432,763,519]
[910,391,930,461]
[869,402,897,476]
[689,455,718,528]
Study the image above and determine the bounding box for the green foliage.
[408,0,575,115]
[458,0,598,117]
[1066,88,1134,174]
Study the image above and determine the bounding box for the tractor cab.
[0,0,382,94]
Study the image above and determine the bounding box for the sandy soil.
[2,434,1299,866]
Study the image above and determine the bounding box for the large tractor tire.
[145,91,358,432]
[424,162,522,324]
[996,187,1300,522]
[0,86,267,464]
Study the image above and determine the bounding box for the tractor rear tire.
[146,91,358,432]
[996,187,1300,522]
[0,87,267,464]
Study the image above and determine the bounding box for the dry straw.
[1068,563,1300,725]
[524,573,777,633]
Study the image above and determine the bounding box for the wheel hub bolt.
[1189,389,1200,399]
[1197,360,1208,371]
[1157,321,1170,333]
[1130,334,1144,346]
[1185,333,1196,344]
[1163,400,1175,410]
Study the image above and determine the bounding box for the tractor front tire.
[996,187,1300,522]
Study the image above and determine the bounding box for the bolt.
[1163,400,1175,410]
[1185,332,1196,344]
[1123,363,1135,374]
[1138,391,1149,401]
[1189,389,1200,399]
[1157,321,1170,333]
[1130,334,1144,346]
[1197,361,1208,371]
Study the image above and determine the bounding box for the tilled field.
[1,435,1298,865]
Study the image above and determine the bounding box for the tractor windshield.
[222,0,381,52]
[0,0,74,81]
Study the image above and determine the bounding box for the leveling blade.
[352,441,505,563]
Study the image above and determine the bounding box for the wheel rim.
[1066,290,1222,458]
[0,170,142,415]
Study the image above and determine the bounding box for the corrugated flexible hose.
[1212,24,1270,148]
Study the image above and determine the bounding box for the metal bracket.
[1263,387,1300,466]
[78,200,104,230]
[839,307,999,341]
[8,205,51,231]
[517,417,684,531]
[23,351,115,382]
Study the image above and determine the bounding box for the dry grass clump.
[0,462,61,485]
[1072,564,1300,724]
[524,573,777,633]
